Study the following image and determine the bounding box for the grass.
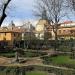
[22,51,47,57]
[0,50,47,58]
[26,71,48,75]
[0,52,15,58]
[42,55,75,68]
[58,46,71,52]
[50,55,75,65]
[0,71,49,75]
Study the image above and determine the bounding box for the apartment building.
[0,22,25,48]
[57,21,75,40]
[35,20,75,40]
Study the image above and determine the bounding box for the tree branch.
[0,0,11,26]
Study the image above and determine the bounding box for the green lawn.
[58,46,71,52]
[26,71,49,75]
[0,51,47,58]
[50,55,75,65]
[0,52,15,58]
[0,71,49,75]
[42,55,75,68]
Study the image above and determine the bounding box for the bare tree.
[0,0,11,26]
[34,0,66,51]
[67,0,75,10]
[67,0,75,59]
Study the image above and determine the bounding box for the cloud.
[2,0,37,26]
[6,0,35,19]
[2,16,38,27]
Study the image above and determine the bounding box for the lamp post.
[50,21,61,52]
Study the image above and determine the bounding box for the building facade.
[57,21,75,40]
[35,19,53,40]
[0,22,25,48]
[35,20,75,40]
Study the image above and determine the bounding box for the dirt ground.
[0,56,43,66]
[0,57,9,65]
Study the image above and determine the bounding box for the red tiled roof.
[63,21,73,24]
[0,27,25,33]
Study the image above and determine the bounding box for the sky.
[2,0,37,26]
[2,0,75,26]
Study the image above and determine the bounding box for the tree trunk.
[15,51,19,62]
[24,41,26,49]
[54,32,58,51]
[0,13,6,26]
[0,0,11,26]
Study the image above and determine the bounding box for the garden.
[41,54,75,69]
[26,71,49,75]
[0,49,47,58]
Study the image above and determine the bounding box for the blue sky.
[2,0,75,26]
[2,0,36,26]
[10,0,35,19]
